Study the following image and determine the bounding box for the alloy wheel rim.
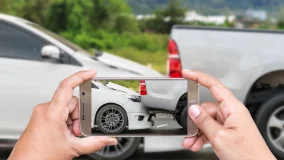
[95,137,135,157]
[267,106,284,152]
[100,108,124,132]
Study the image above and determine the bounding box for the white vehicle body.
[141,80,187,111]
[91,82,152,130]
[0,13,187,157]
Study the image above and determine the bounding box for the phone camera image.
[80,78,199,137]
[82,92,85,96]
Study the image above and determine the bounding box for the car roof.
[0,13,31,24]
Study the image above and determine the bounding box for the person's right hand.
[182,70,276,160]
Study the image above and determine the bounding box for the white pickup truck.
[167,25,284,159]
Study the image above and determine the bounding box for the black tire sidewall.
[180,106,188,130]
[96,104,128,134]
[88,137,142,160]
[255,94,284,159]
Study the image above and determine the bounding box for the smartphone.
[79,78,199,137]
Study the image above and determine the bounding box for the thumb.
[188,102,222,139]
[72,136,117,155]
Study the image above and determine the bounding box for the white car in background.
[0,14,189,160]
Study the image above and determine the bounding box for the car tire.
[176,109,182,126]
[255,93,284,159]
[180,106,188,130]
[96,104,128,134]
[88,137,142,160]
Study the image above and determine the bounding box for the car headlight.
[123,94,141,102]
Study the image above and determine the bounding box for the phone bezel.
[79,77,199,137]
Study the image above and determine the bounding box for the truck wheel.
[96,104,128,134]
[88,137,141,160]
[180,106,188,130]
[255,93,284,159]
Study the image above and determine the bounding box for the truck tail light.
[139,80,147,95]
[167,39,182,78]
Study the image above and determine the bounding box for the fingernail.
[189,100,197,106]
[189,104,201,118]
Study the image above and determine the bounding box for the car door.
[0,21,83,139]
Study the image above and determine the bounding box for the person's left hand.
[8,70,117,160]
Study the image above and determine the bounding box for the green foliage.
[0,0,50,25]
[22,0,50,25]
[60,30,168,52]
[143,0,187,33]
[114,14,140,33]
[46,0,93,33]
[278,7,284,29]
[106,48,167,74]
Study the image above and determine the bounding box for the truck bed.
[171,25,284,103]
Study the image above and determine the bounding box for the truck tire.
[180,106,188,130]
[88,137,141,160]
[255,93,284,159]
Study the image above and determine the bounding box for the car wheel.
[88,137,142,160]
[175,109,182,126]
[96,104,128,134]
[255,93,284,159]
[180,106,188,130]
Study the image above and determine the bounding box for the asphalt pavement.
[75,148,218,160]
[0,146,218,160]
[92,114,187,136]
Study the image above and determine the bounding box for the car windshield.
[26,21,90,56]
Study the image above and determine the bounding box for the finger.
[48,70,96,117]
[192,102,219,137]
[64,97,79,123]
[72,136,118,155]
[188,103,222,140]
[200,102,219,119]
[67,116,72,126]
[71,97,80,120]
[182,136,197,149]
[182,70,235,102]
[68,96,79,114]
[191,134,208,152]
[72,119,82,137]
[68,125,75,137]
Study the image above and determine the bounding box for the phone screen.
[79,78,199,137]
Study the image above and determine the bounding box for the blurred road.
[92,114,187,136]
[0,148,218,160]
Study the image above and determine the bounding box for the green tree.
[89,0,132,30]
[0,0,25,17]
[278,7,284,29]
[144,0,187,33]
[46,0,93,34]
[114,14,139,33]
[22,0,50,25]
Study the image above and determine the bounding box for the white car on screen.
[92,81,152,134]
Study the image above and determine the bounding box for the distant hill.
[127,0,284,15]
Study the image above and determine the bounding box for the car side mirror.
[41,45,61,60]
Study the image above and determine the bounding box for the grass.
[106,47,167,74]
[97,47,167,92]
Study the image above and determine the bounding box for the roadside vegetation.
[1,0,283,75]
